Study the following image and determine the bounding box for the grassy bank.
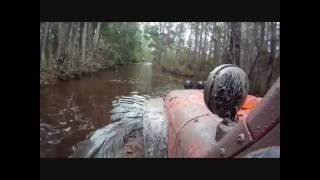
[40,56,119,87]
[158,51,219,81]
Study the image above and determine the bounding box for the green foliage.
[100,22,142,64]
[143,25,160,43]
[141,24,161,60]
[41,22,280,96]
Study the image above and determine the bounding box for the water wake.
[70,94,145,158]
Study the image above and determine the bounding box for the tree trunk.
[223,22,241,66]
[266,22,276,89]
[93,22,101,55]
[158,22,166,62]
[158,22,162,62]
[194,23,199,58]
[223,23,229,50]
[248,22,265,79]
[242,23,251,73]
[71,22,80,68]
[40,23,44,46]
[47,24,54,72]
[84,23,97,62]
[56,22,66,59]
[67,22,74,57]
[198,23,204,61]
[202,22,208,61]
[221,23,229,64]
[176,22,184,56]
[188,22,193,55]
[214,23,221,63]
[65,22,74,69]
[86,23,93,58]
[208,23,214,60]
[41,22,50,69]
[81,22,87,63]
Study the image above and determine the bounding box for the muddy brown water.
[40,62,198,158]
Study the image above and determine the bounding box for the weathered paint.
[236,123,280,158]
[163,87,269,158]
[246,78,280,140]
[204,119,254,158]
[178,114,221,157]
[164,90,223,157]
[156,76,278,158]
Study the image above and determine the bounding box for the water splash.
[70,94,145,158]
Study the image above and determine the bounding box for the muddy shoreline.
[40,62,206,88]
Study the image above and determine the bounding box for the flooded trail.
[40,62,194,158]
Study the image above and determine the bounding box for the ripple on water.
[110,94,145,122]
[41,63,187,158]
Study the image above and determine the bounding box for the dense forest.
[40,22,280,96]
